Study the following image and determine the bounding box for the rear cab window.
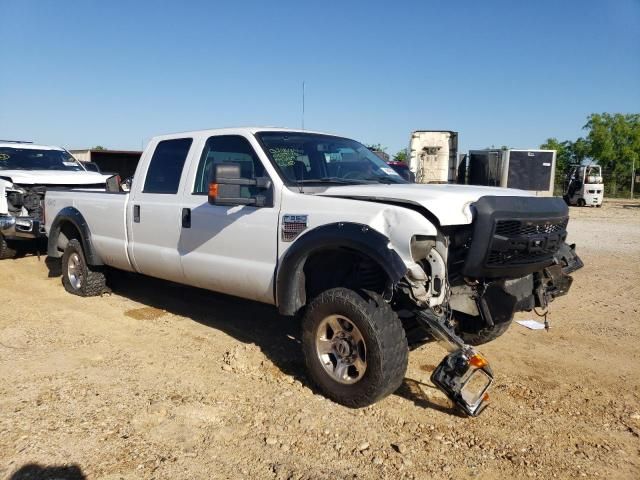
[144,138,193,194]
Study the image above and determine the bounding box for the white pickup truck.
[44,128,583,416]
[0,141,109,258]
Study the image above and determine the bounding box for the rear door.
[127,137,194,282]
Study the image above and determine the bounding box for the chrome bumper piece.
[0,215,45,239]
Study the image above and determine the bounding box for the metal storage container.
[466,149,556,196]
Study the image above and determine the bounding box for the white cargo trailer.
[409,131,459,183]
[466,149,557,196]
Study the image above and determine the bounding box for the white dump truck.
[44,127,583,416]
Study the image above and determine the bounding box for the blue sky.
[1,0,638,155]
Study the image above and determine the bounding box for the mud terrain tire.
[61,239,107,297]
[301,288,408,408]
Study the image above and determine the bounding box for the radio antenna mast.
[302,81,305,130]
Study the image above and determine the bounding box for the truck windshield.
[0,147,85,171]
[255,132,406,185]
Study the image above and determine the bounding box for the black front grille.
[487,219,568,267]
[486,249,557,266]
[461,196,570,279]
[494,219,568,236]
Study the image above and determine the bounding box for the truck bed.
[45,190,133,271]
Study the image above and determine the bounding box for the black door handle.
[182,208,191,228]
[133,205,140,223]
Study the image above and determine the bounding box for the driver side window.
[193,135,266,197]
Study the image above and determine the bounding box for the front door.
[178,134,279,304]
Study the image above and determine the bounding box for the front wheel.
[301,288,408,408]
[61,239,107,297]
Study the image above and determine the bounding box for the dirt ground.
[1,201,639,480]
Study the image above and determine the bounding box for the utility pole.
[632,157,636,200]
[301,81,305,130]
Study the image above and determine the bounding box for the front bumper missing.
[416,310,493,416]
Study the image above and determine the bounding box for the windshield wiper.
[362,176,403,184]
[296,177,372,185]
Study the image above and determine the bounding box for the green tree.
[366,143,386,153]
[393,150,408,163]
[541,112,640,197]
[93,145,106,150]
[569,137,591,164]
[584,113,640,196]
[540,137,592,174]
[585,113,640,176]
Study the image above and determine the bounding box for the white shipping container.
[409,131,458,183]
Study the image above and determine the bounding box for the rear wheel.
[577,198,586,207]
[61,239,107,296]
[301,288,408,408]
[0,234,17,260]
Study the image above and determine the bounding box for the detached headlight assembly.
[431,349,493,416]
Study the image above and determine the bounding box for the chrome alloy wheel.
[67,252,83,290]
[315,315,367,384]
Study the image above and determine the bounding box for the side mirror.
[105,174,122,192]
[208,163,271,207]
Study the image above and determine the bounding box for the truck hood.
[317,183,533,226]
[0,169,110,186]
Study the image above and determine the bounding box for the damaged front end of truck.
[395,196,583,416]
[0,179,48,258]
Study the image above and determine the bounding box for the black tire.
[0,234,17,260]
[456,314,512,346]
[61,239,107,297]
[301,288,408,408]
[577,198,586,207]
